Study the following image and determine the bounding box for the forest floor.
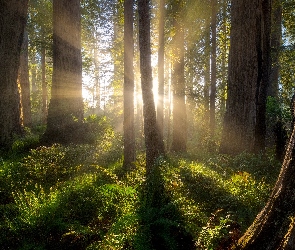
[0,126,281,250]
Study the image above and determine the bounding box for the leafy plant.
[11,127,40,154]
[197,210,241,250]
[0,138,279,249]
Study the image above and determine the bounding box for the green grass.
[0,133,281,249]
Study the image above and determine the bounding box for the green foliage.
[83,115,110,140]
[0,168,137,249]
[81,116,124,163]
[226,152,280,184]
[0,136,279,250]
[93,127,123,166]
[197,210,240,250]
[164,153,279,240]
[266,96,292,127]
[17,144,93,192]
[132,158,195,250]
[11,127,40,154]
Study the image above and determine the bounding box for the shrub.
[82,114,114,144]
[0,169,138,249]
[197,210,241,250]
[11,127,40,154]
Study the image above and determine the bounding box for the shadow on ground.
[132,162,195,250]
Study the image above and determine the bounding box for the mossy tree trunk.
[0,0,28,149]
[44,0,84,144]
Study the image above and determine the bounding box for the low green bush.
[0,171,138,249]
[11,127,40,154]
[0,134,279,250]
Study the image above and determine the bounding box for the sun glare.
[152,54,159,107]
[82,50,161,111]
[82,74,93,102]
[153,79,159,107]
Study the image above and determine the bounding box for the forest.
[1,0,295,249]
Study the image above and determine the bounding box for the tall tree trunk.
[267,0,282,158]
[234,97,295,249]
[111,1,124,122]
[93,39,101,113]
[254,0,271,153]
[210,0,217,137]
[31,54,38,93]
[219,0,229,116]
[135,61,144,149]
[171,0,187,153]
[44,0,84,144]
[41,46,48,125]
[19,29,32,127]
[157,0,165,139]
[220,0,269,154]
[138,0,164,173]
[0,0,28,149]
[135,27,144,149]
[165,60,172,149]
[204,22,210,126]
[269,0,281,98]
[123,0,135,170]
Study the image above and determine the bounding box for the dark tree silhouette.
[157,0,165,139]
[171,0,187,153]
[19,30,32,128]
[0,0,29,149]
[44,0,84,144]
[220,0,271,154]
[210,0,217,137]
[123,0,136,171]
[253,0,271,153]
[138,0,165,173]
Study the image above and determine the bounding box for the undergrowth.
[0,120,281,249]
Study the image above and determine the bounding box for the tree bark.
[31,54,38,94]
[19,29,32,128]
[157,0,165,139]
[165,60,172,149]
[171,0,187,153]
[93,38,101,113]
[138,0,165,173]
[254,0,271,153]
[266,0,282,155]
[0,0,28,149]
[123,0,136,170]
[220,0,270,154]
[210,0,217,137]
[44,0,84,144]
[268,0,281,98]
[219,0,229,116]
[41,46,48,125]
[204,20,210,126]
